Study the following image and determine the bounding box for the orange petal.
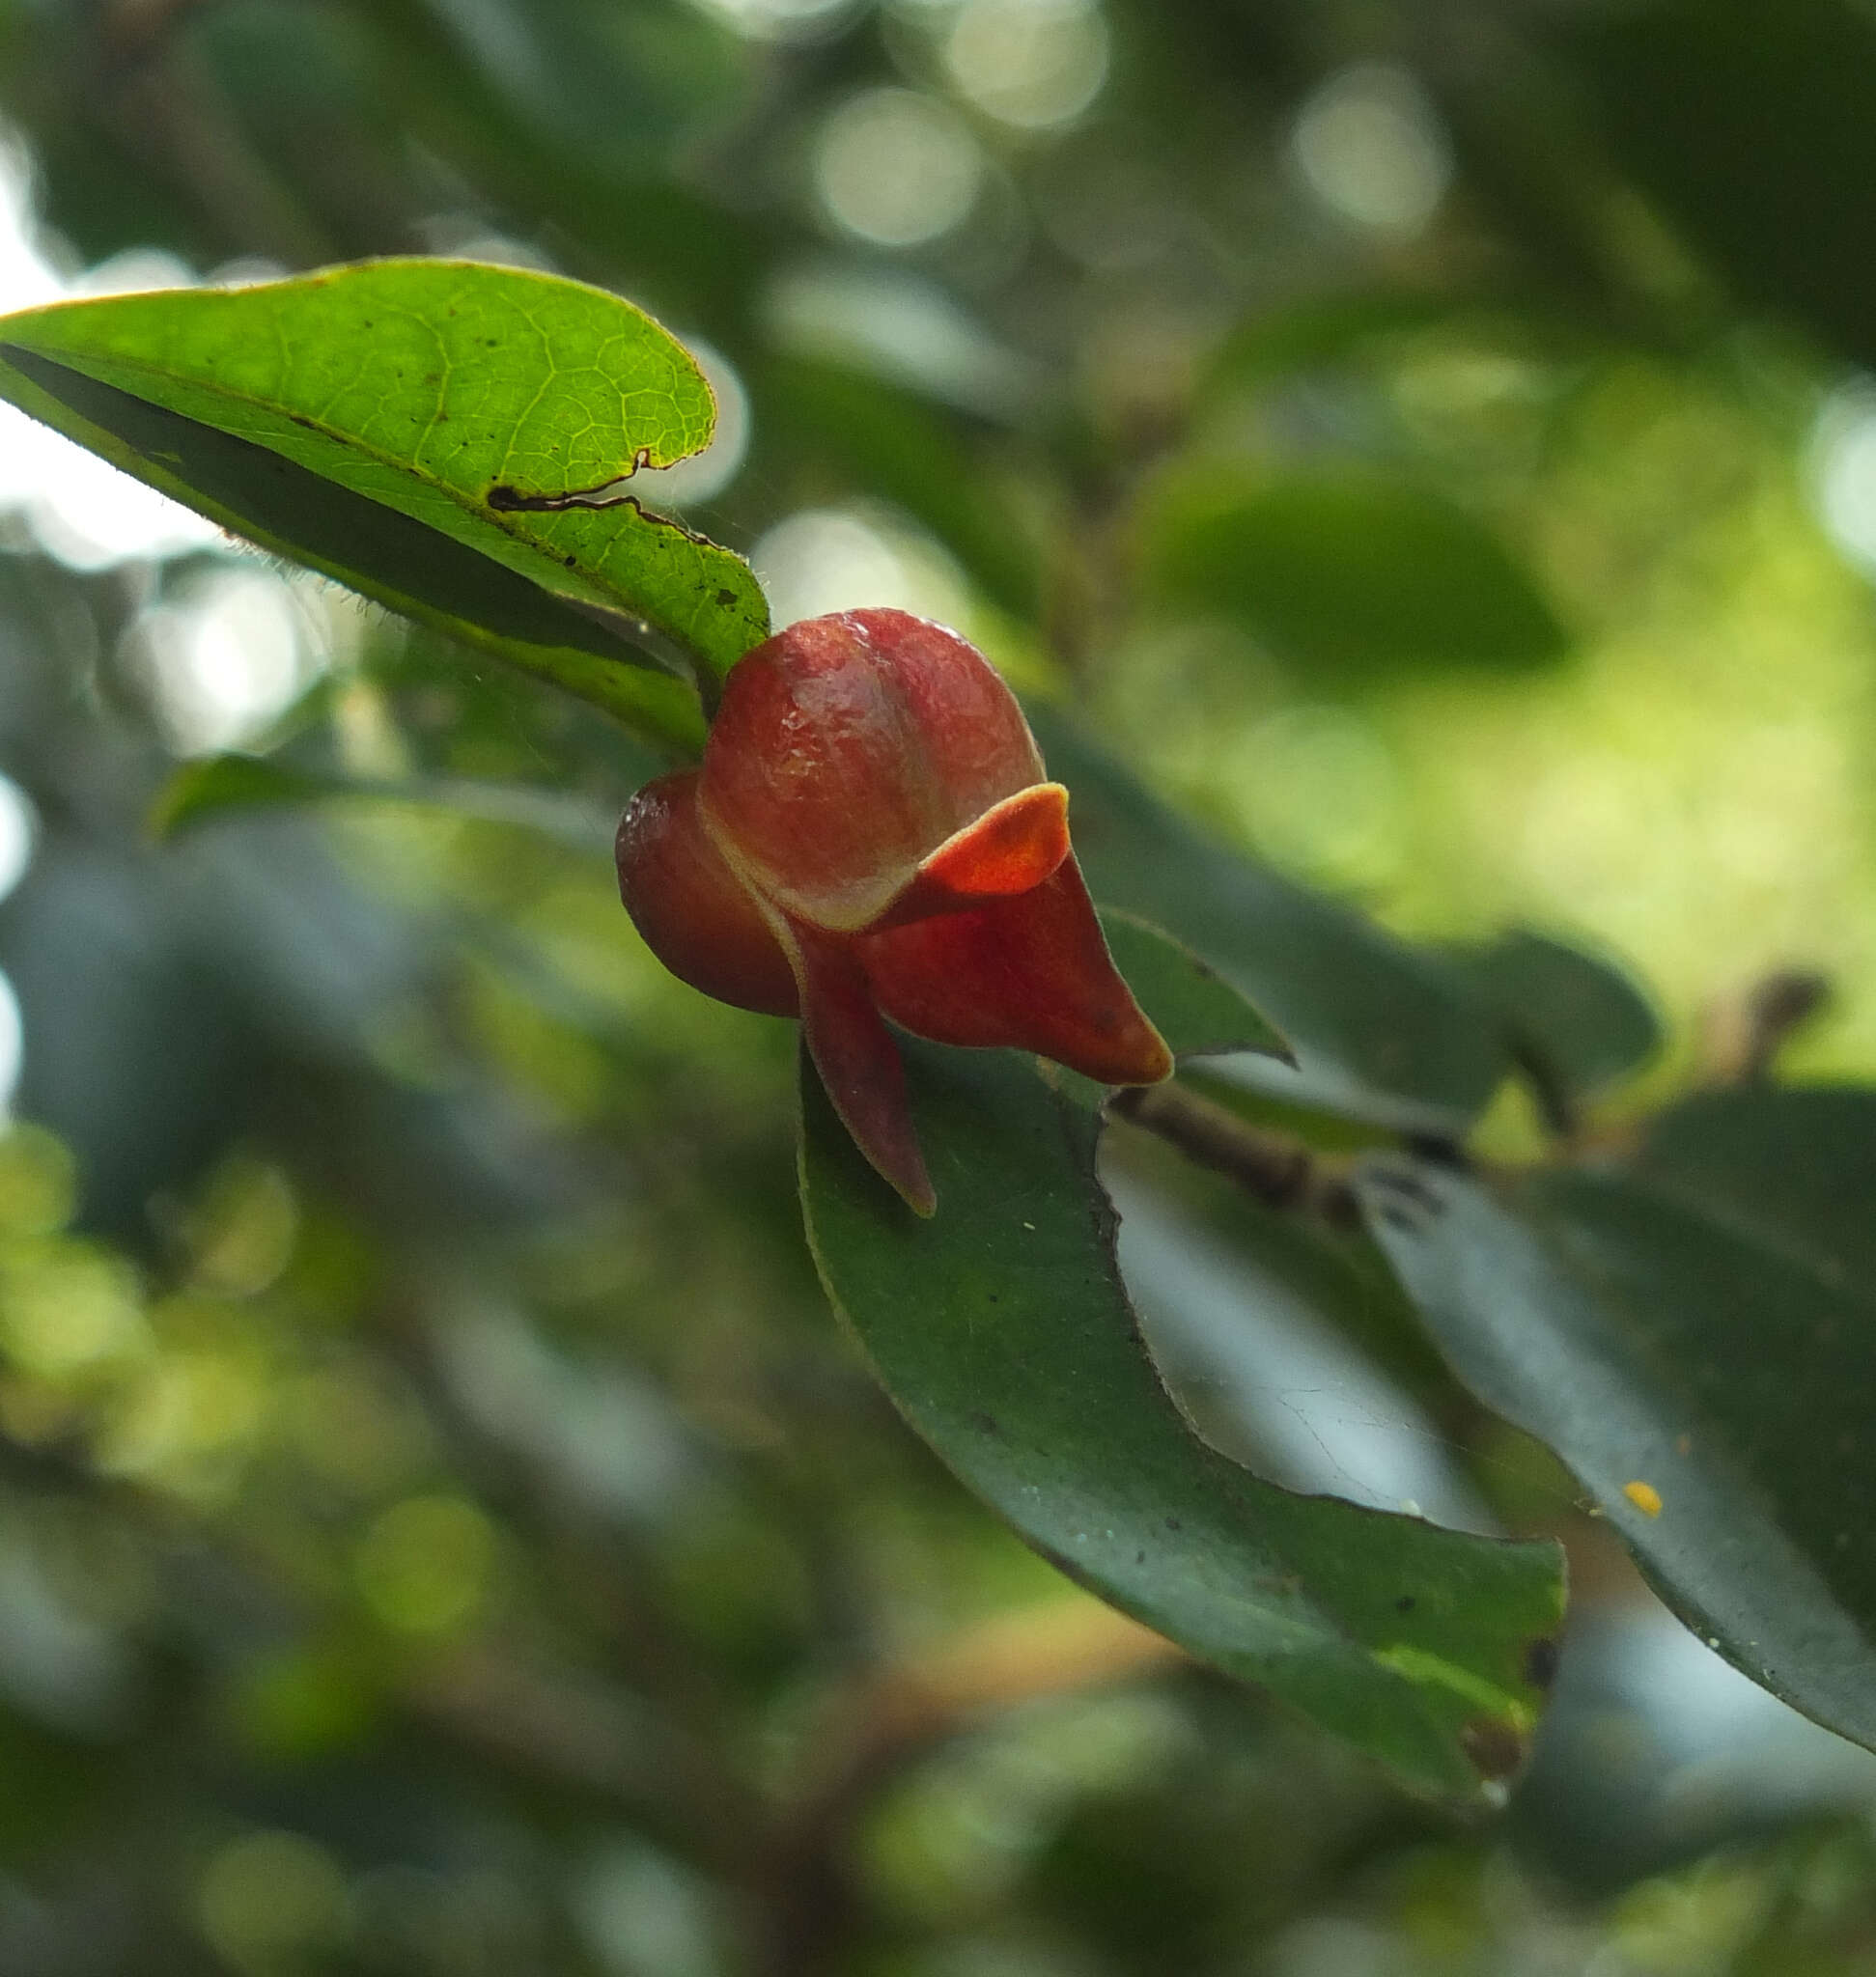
[856,855,1174,1088]
[780,912,937,1216]
[873,784,1072,929]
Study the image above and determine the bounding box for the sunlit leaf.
[802,1037,1565,1803]
[1360,1120,1876,1752]
[0,261,772,746]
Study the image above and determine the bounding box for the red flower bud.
[616,609,1171,1212]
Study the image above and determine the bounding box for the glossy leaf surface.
[1360,1133,1876,1752]
[801,1037,1565,1803]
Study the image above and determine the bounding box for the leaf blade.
[801,1037,1564,1803]
[0,259,770,713]
[1360,1147,1876,1751]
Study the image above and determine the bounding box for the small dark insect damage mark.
[1460,1716,1526,1782]
[1523,1636,1560,1690]
[1376,1205,1418,1233]
[1163,1516,1182,1533]
[969,1410,999,1436]
[287,413,321,432]
[1134,1549,1146,1565]
[1395,1595,1416,1613]
[716,587,738,608]
[489,451,654,514]
[564,553,577,567]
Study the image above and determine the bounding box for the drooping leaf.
[1451,929,1661,1114]
[1359,1138,1876,1753]
[0,260,772,741]
[801,1037,1565,1804]
[1036,705,1504,1132]
[1138,465,1568,680]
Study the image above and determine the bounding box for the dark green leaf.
[801,1038,1564,1803]
[1638,1086,1876,1287]
[1097,910,1290,1066]
[1360,1144,1876,1751]
[1560,0,1876,370]
[1138,466,1568,680]
[1037,705,1504,1131]
[0,260,771,736]
[1452,930,1661,1112]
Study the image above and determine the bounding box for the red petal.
[874,784,1072,929]
[701,611,1047,932]
[781,913,937,1216]
[616,771,799,1016]
[857,856,1174,1088]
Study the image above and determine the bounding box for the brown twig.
[1107,1081,1361,1226]
[1699,970,1831,1088]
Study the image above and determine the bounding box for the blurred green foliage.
[0,1,1875,1972]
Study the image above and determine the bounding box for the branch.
[1107,1081,1360,1225]
[1700,970,1831,1088]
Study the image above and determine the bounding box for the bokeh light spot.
[199,1830,350,1974]
[126,568,323,756]
[750,506,972,629]
[1290,62,1452,236]
[684,0,856,42]
[1811,377,1876,575]
[815,88,984,247]
[0,776,37,908]
[630,337,750,510]
[944,0,1109,131]
[355,1495,495,1635]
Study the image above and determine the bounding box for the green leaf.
[1097,910,1290,1066]
[800,1037,1565,1803]
[1560,0,1876,371]
[149,754,337,840]
[1359,1143,1876,1752]
[0,260,772,742]
[1036,705,1504,1131]
[0,346,708,754]
[149,753,616,854]
[1138,466,1568,680]
[1451,930,1661,1113]
[1638,1086,1876,1288]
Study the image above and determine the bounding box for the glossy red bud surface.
[615,608,1171,1212]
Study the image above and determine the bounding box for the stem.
[1108,1082,1360,1226]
